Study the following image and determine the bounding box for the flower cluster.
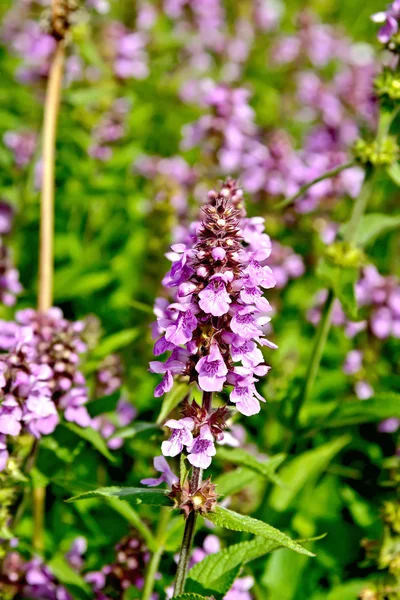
[150,180,276,469]
[310,265,400,400]
[92,398,136,449]
[343,350,374,400]
[105,22,149,80]
[88,98,130,161]
[0,551,72,599]
[181,83,257,174]
[310,265,400,341]
[269,241,305,289]
[95,353,123,397]
[83,532,150,598]
[135,154,197,217]
[0,4,56,85]
[0,308,90,471]
[372,1,400,48]
[0,202,22,307]
[3,131,37,169]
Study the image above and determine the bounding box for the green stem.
[173,390,212,595]
[288,167,375,435]
[173,511,197,596]
[342,166,374,243]
[141,507,170,600]
[289,289,335,432]
[276,160,356,209]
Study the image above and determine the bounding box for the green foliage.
[67,486,173,506]
[316,259,358,320]
[216,448,285,484]
[205,507,315,557]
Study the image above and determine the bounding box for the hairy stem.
[289,167,375,436]
[141,507,170,600]
[173,390,213,595]
[173,511,197,596]
[276,160,356,210]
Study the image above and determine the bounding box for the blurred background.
[0,0,400,599]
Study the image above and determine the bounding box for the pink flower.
[187,425,216,469]
[161,417,195,457]
[195,344,228,392]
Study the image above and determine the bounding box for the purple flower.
[230,376,266,417]
[164,304,198,345]
[3,131,36,168]
[195,344,228,392]
[372,2,400,44]
[187,425,216,468]
[141,455,179,487]
[355,380,374,400]
[161,417,195,457]
[378,418,400,433]
[199,278,232,316]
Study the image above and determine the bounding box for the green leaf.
[316,259,358,319]
[172,594,212,600]
[157,383,189,425]
[387,162,400,186]
[61,422,116,463]
[54,271,112,301]
[87,391,121,418]
[214,467,259,496]
[269,436,350,512]
[204,507,314,557]
[186,565,241,596]
[216,448,285,485]
[342,213,400,247]
[188,537,286,592]
[67,486,173,506]
[309,394,400,428]
[93,328,139,358]
[109,421,158,440]
[47,554,91,599]
[105,496,157,551]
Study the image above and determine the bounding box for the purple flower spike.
[150,180,276,467]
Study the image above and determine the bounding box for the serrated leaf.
[316,259,358,319]
[109,421,158,440]
[157,383,189,425]
[61,422,116,463]
[216,448,285,485]
[204,507,314,557]
[269,436,350,512]
[341,213,400,247]
[172,595,213,600]
[67,486,173,506]
[186,565,241,596]
[188,537,283,592]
